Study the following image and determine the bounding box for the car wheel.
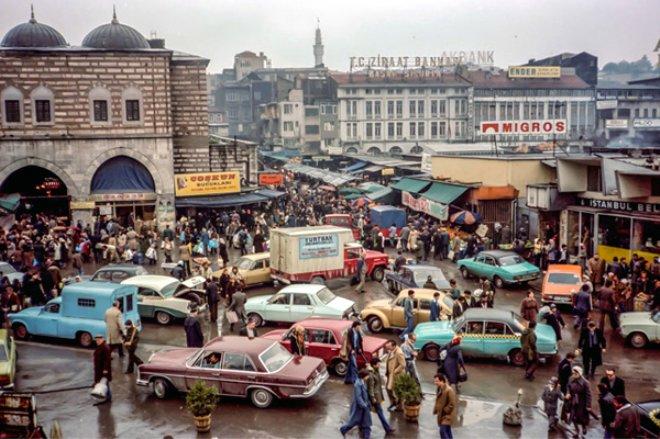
[493,276,504,289]
[333,360,348,377]
[250,388,273,408]
[152,378,170,399]
[628,332,648,349]
[508,348,525,367]
[78,332,93,348]
[12,323,28,340]
[367,316,384,333]
[371,266,385,282]
[247,313,263,327]
[311,276,325,285]
[460,267,470,279]
[423,344,440,362]
[155,311,172,325]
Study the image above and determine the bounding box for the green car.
[413,308,557,366]
[457,250,540,288]
[0,329,17,389]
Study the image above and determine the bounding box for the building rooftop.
[331,71,471,86]
[1,6,67,48]
[467,70,591,89]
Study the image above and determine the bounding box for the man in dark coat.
[228,289,247,332]
[123,320,142,374]
[339,369,373,438]
[566,366,592,437]
[573,283,593,329]
[578,320,606,378]
[206,280,220,323]
[521,321,539,380]
[542,304,566,341]
[599,368,625,398]
[557,352,575,394]
[184,308,204,348]
[93,334,112,404]
[611,396,641,438]
[344,321,364,385]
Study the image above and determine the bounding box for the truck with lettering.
[269,225,389,285]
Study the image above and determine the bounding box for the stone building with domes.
[0,7,212,227]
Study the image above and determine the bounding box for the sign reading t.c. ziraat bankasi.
[349,52,494,70]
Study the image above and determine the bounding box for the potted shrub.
[393,373,423,422]
[185,380,219,432]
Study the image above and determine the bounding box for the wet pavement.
[11,250,660,438]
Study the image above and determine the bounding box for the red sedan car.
[262,318,387,377]
[137,336,328,408]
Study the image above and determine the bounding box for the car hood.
[327,296,355,312]
[619,312,654,326]
[9,306,42,319]
[262,329,287,341]
[149,348,197,366]
[501,263,540,275]
[277,355,326,381]
[182,276,206,289]
[535,323,558,343]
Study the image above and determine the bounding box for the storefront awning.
[176,192,269,208]
[390,178,432,194]
[421,182,468,204]
[471,185,519,201]
[254,189,286,199]
[365,187,393,202]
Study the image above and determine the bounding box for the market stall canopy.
[284,163,356,187]
[0,193,20,213]
[362,165,384,173]
[254,189,286,199]
[450,210,481,225]
[421,181,469,205]
[341,161,367,173]
[389,178,432,194]
[365,187,394,203]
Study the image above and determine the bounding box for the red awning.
[471,185,519,201]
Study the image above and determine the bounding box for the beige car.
[213,252,272,288]
[360,288,454,333]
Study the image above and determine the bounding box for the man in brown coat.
[384,340,405,412]
[587,254,606,287]
[433,373,457,438]
[520,290,540,322]
[104,300,125,358]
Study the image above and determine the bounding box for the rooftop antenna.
[112,5,118,24]
[29,4,36,23]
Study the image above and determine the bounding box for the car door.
[483,256,498,280]
[220,352,256,396]
[39,302,61,337]
[137,287,161,318]
[305,328,337,364]
[243,260,257,286]
[470,255,487,277]
[344,248,360,278]
[400,268,414,288]
[255,259,271,284]
[186,350,223,394]
[291,293,315,320]
[391,296,407,327]
[483,321,510,358]
[417,298,432,324]
[456,320,485,357]
[266,293,292,322]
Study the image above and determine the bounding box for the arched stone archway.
[0,157,81,198]
[83,148,164,196]
[345,146,359,154]
[366,146,382,156]
[410,145,424,154]
[389,146,403,155]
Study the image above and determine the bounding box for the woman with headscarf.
[566,365,592,438]
[289,325,306,356]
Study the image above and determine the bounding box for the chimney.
[148,38,165,49]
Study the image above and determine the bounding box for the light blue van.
[8,281,141,348]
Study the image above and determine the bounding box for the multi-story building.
[234,50,270,81]
[0,8,209,227]
[596,78,660,145]
[334,72,473,155]
[526,52,598,87]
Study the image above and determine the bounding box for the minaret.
[313,19,324,68]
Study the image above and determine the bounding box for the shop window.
[632,219,660,255]
[599,215,630,249]
[587,166,602,192]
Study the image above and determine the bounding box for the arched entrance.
[366,147,382,156]
[0,166,70,215]
[91,156,157,227]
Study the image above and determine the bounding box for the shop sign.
[174,172,240,197]
[299,234,339,260]
[633,118,660,128]
[507,66,561,79]
[258,172,284,186]
[381,168,395,176]
[605,119,628,129]
[402,191,448,220]
[70,201,96,210]
[480,119,566,135]
[596,100,617,110]
[577,197,659,214]
[421,153,433,174]
[349,52,495,70]
[327,146,343,155]
[99,204,112,216]
[91,192,157,202]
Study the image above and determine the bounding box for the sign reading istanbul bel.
[480,119,566,135]
[577,197,659,214]
[174,172,240,197]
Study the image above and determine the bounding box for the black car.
[66,264,149,285]
[620,400,659,438]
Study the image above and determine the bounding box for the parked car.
[620,310,659,349]
[385,264,450,294]
[8,281,141,348]
[213,253,271,288]
[360,288,454,333]
[262,318,387,376]
[458,250,541,288]
[121,275,208,325]
[413,308,558,365]
[541,264,583,305]
[245,284,356,326]
[137,336,329,408]
[0,329,16,389]
[0,262,23,286]
[65,264,149,285]
[619,399,659,437]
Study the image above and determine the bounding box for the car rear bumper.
[291,369,329,398]
[542,294,573,304]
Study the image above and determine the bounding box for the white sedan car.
[122,275,207,325]
[245,284,356,326]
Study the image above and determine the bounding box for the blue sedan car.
[458,250,540,289]
[385,264,450,295]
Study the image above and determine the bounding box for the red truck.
[269,225,389,284]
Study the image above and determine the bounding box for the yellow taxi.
[213,252,272,288]
[360,288,454,333]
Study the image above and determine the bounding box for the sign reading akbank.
[175,172,240,197]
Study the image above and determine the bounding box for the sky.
[1,0,658,73]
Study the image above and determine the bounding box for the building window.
[652,109,657,118]
[418,122,425,138]
[366,101,373,118]
[643,108,648,118]
[323,122,334,131]
[93,100,109,122]
[30,85,54,124]
[396,122,403,138]
[431,121,438,138]
[89,86,111,125]
[122,87,143,124]
[387,122,395,138]
[396,101,403,118]
[409,122,416,138]
[374,101,381,118]
[387,101,395,117]
[305,125,319,134]
[283,121,293,132]
[1,86,24,125]
[4,100,20,123]
[283,104,293,114]
[366,122,373,139]
[431,100,438,116]
[634,108,640,118]
[409,100,416,118]
[35,100,51,123]
[125,100,140,121]
[417,100,424,118]
[438,122,446,137]
[587,166,601,192]
[374,122,381,139]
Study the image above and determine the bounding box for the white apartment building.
[334,72,472,155]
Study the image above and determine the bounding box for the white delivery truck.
[269,225,389,284]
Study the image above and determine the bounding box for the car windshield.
[260,343,292,373]
[316,287,336,305]
[498,255,524,266]
[0,264,16,274]
[548,273,580,284]
[412,269,442,284]
[236,258,254,270]
[511,312,528,332]
[161,281,181,297]
[0,345,7,362]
